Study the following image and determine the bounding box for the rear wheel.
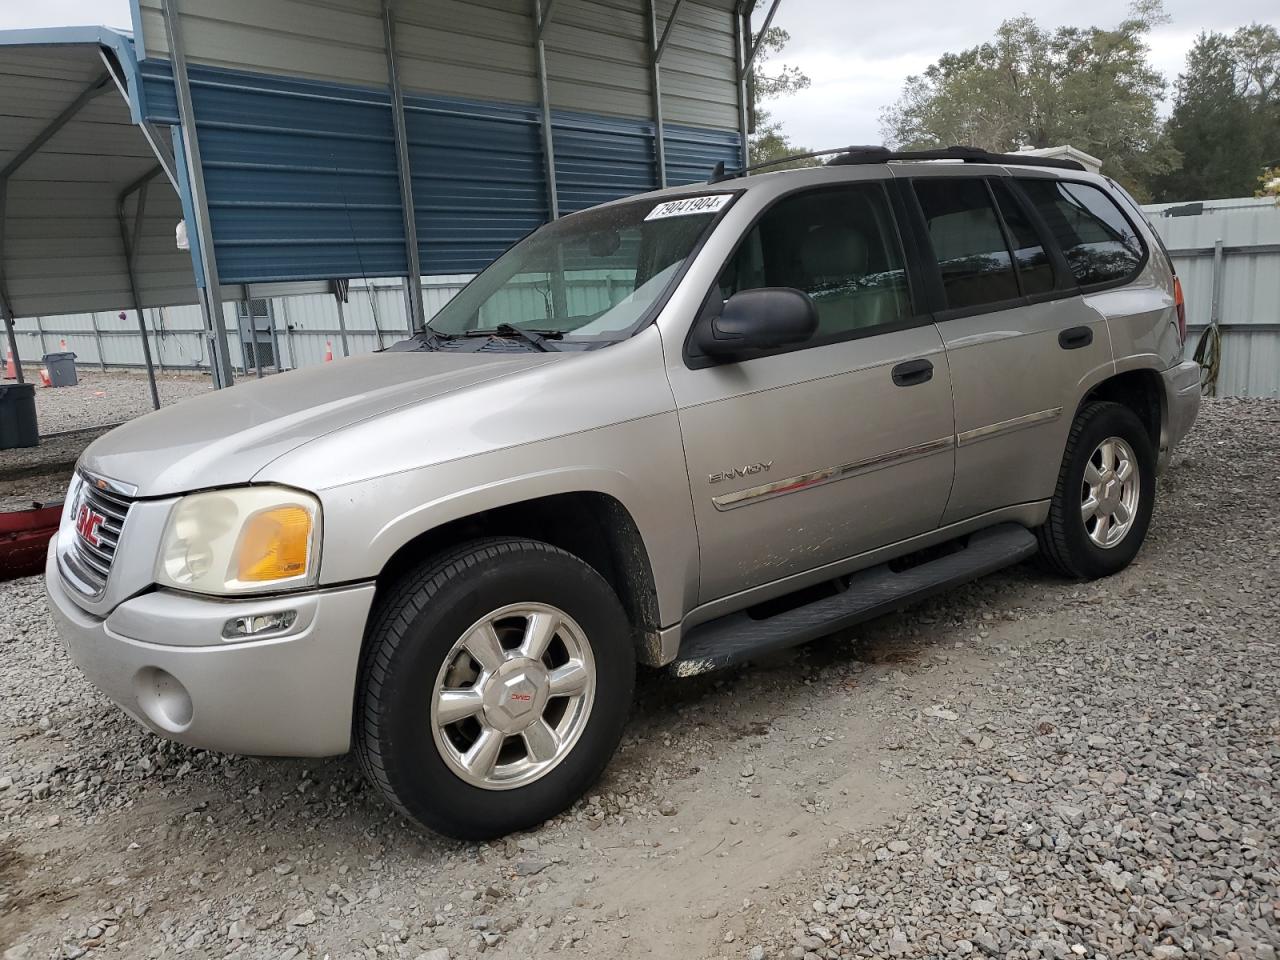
[1037,401,1156,579]
[355,538,635,839]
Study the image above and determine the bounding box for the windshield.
[427,194,734,343]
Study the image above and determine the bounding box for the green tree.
[748,26,815,168]
[1153,25,1280,201]
[880,0,1178,199]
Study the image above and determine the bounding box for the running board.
[668,524,1038,678]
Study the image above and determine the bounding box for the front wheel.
[355,538,635,839]
[1037,401,1156,579]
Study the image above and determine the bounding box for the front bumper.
[45,542,376,757]
[1159,359,1201,472]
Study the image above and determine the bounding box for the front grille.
[61,474,135,597]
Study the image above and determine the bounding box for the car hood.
[81,351,560,497]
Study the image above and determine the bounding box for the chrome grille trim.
[58,471,136,599]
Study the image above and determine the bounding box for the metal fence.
[1145,197,1280,399]
[5,277,466,375]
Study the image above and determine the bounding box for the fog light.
[222,609,297,640]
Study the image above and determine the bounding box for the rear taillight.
[1173,276,1186,344]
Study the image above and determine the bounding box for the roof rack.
[708,144,1085,183]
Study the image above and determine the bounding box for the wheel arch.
[370,489,666,666]
[1077,367,1164,453]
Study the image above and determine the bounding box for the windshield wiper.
[462,323,563,352]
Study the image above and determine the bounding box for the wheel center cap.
[481,658,549,734]
[1100,477,1122,512]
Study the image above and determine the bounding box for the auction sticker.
[645,195,733,220]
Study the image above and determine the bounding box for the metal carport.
[2,0,778,399]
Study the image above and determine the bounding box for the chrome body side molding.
[711,436,955,511]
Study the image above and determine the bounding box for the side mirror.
[697,288,818,360]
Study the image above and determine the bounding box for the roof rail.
[708,144,1085,183]
[828,145,1086,171]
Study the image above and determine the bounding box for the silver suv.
[45,147,1201,839]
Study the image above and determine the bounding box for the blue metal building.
[0,0,772,389]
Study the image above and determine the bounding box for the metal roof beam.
[0,71,112,182]
[653,0,687,63]
[99,47,181,192]
[536,0,558,38]
[743,0,783,76]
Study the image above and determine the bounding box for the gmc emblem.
[75,503,106,548]
[510,693,532,702]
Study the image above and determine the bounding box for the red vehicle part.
[0,502,62,581]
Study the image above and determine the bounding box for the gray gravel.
[1,398,1277,960]
[29,369,211,436]
[753,399,1280,960]
[1,371,212,512]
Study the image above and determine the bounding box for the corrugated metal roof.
[135,0,743,131]
[0,28,196,316]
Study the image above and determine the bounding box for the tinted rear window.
[1018,180,1145,287]
[914,178,1020,311]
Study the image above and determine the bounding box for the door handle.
[891,358,934,387]
[1058,326,1094,350]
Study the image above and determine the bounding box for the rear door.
[899,170,1114,524]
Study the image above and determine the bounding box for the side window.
[1017,179,1145,286]
[913,178,1020,310]
[989,180,1055,295]
[717,184,912,339]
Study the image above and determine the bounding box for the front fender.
[312,413,698,628]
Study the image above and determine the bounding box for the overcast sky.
[5,0,1276,146]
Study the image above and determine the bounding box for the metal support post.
[89,313,107,370]
[162,0,235,389]
[733,3,752,170]
[1210,238,1224,328]
[532,0,560,219]
[118,166,163,409]
[33,315,47,357]
[382,0,426,332]
[648,0,666,188]
[244,299,262,378]
[331,279,352,357]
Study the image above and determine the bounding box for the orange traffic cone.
[39,367,52,387]
[4,348,14,379]
[324,341,334,363]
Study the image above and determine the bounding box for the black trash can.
[42,351,78,387]
[0,382,38,449]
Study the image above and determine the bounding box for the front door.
[663,182,956,605]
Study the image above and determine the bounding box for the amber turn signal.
[235,505,313,582]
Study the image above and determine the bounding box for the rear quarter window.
[1017,180,1146,287]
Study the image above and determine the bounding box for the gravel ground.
[1,371,213,512]
[25,369,211,438]
[0,399,1276,960]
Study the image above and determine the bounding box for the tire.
[355,537,635,840]
[1036,401,1156,580]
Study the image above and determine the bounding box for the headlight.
[156,486,321,595]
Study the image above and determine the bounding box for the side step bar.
[668,523,1038,678]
